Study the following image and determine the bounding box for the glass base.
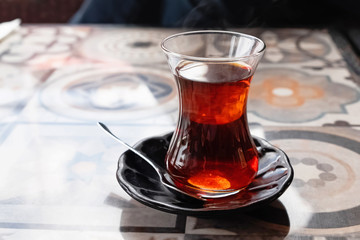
[169,176,246,199]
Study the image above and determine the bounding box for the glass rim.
[161,30,266,62]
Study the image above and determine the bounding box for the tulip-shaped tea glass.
[161,30,265,199]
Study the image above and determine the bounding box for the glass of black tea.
[161,30,266,199]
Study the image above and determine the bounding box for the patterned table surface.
[0,25,359,240]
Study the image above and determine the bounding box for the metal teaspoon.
[97,122,204,200]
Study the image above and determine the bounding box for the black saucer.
[117,133,293,216]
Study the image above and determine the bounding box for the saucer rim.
[116,133,294,216]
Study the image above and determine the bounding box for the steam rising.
[180,0,269,29]
[181,0,227,29]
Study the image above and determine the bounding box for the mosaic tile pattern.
[247,29,360,127]
[0,25,359,239]
[37,65,177,123]
[249,67,360,124]
[77,28,177,65]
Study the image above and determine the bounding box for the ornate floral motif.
[260,30,331,63]
[249,68,360,123]
[291,157,337,188]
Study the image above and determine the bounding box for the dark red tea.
[166,62,258,196]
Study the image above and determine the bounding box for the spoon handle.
[97,122,165,176]
[98,122,206,200]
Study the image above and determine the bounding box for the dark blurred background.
[0,0,83,23]
[1,0,360,29]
